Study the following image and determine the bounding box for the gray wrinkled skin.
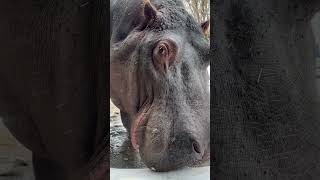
[110,0,210,171]
[212,0,320,179]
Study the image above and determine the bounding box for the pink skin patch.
[130,112,145,150]
[130,104,151,151]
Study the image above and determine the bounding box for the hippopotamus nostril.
[192,141,201,154]
[190,138,205,160]
[167,133,205,160]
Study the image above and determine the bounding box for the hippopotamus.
[110,0,210,171]
[0,1,108,179]
[212,0,320,179]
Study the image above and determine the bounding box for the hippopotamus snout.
[137,98,210,171]
[141,129,210,172]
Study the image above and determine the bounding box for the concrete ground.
[110,166,210,180]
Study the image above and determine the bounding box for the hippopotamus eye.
[158,44,168,56]
[152,40,177,73]
[153,41,170,61]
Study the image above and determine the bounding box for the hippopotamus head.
[110,0,210,171]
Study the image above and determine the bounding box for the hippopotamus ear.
[144,1,157,19]
[137,1,158,30]
[201,20,210,35]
